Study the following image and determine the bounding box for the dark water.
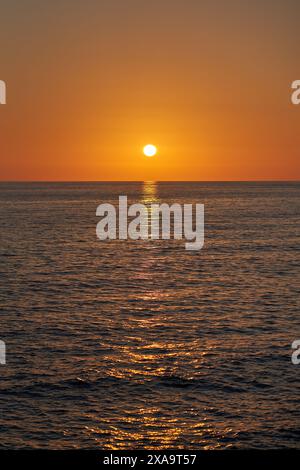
[0,181,299,449]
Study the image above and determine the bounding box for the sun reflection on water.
[142,181,158,206]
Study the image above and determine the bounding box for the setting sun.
[143,144,157,157]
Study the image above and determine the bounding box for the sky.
[0,0,299,180]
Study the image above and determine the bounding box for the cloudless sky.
[0,0,299,180]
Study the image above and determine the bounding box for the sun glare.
[143,144,157,157]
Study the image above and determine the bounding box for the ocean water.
[0,181,299,449]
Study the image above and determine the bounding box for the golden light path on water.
[85,181,223,450]
[142,180,158,205]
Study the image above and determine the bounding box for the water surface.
[0,182,299,449]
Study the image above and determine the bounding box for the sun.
[143,144,157,157]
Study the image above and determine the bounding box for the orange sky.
[0,0,299,181]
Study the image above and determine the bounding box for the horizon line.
[0,179,299,183]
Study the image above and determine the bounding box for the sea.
[0,181,299,449]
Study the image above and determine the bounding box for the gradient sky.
[0,0,299,180]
